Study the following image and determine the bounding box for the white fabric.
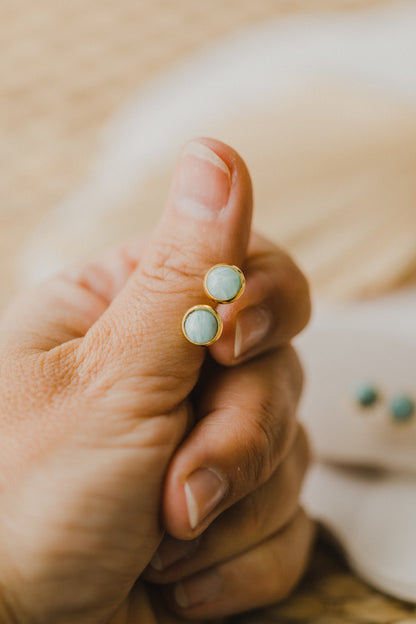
[297,289,416,473]
[303,464,416,602]
[298,289,416,602]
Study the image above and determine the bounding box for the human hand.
[144,231,314,620]
[0,139,313,623]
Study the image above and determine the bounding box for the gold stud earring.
[182,264,245,346]
[182,304,223,346]
[204,264,245,304]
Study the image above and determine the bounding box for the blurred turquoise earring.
[389,395,415,422]
[354,383,379,407]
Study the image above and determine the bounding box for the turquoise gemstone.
[355,384,378,407]
[184,308,219,345]
[206,265,242,302]
[390,396,415,422]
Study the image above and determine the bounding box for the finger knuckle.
[276,425,311,508]
[279,345,305,405]
[241,487,268,537]
[261,542,294,601]
[61,262,113,303]
[283,255,312,326]
[272,252,312,336]
[245,397,281,485]
[265,559,297,602]
[138,238,204,297]
[265,509,313,600]
[293,267,312,331]
[295,424,313,470]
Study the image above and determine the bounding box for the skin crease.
[0,139,314,624]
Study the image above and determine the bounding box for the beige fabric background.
[0,0,402,310]
[1,1,416,622]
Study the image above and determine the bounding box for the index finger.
[209,232,311,366]
[162,344,303,539]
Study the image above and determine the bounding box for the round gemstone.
[355,384,378,407]
[205,265,243,302]
[183,307,220,345]
[390,396,415,422]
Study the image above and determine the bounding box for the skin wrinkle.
[192,399,290,500]
[77,324,143,386]
[225,489,301,580]
[192,361,300,492]
[74,266,115,306]
[166,509,314,620]
[139,235,209,290]
[244,431,308,537]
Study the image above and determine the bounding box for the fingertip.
[162,447,228,540]
[188,137,252,185]
[166,137,252,230]
[197,137,253,230]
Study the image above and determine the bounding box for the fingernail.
[234,305,273,359]
[174,569,223,609]
[174,141,231,220]
[150,537,200,571]
[184,468,228,530]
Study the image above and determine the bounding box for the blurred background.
[1,1,416,621]
[3,0,416,312]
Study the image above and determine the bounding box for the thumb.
[79,138,253,414]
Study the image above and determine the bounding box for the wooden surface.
[236,537,416,623]
[1,1,415,621]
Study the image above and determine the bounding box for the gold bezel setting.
[203,264,245,304]
[182,304,223,346]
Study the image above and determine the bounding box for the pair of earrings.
[355,383,415,422]
[182,264,245,346]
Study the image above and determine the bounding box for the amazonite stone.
[390,396,415,421]
[355,383,378,407]
[184,308,219,345]
[206,265,242,302]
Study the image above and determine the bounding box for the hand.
[0,139,312,623]
[145,233,314,620]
